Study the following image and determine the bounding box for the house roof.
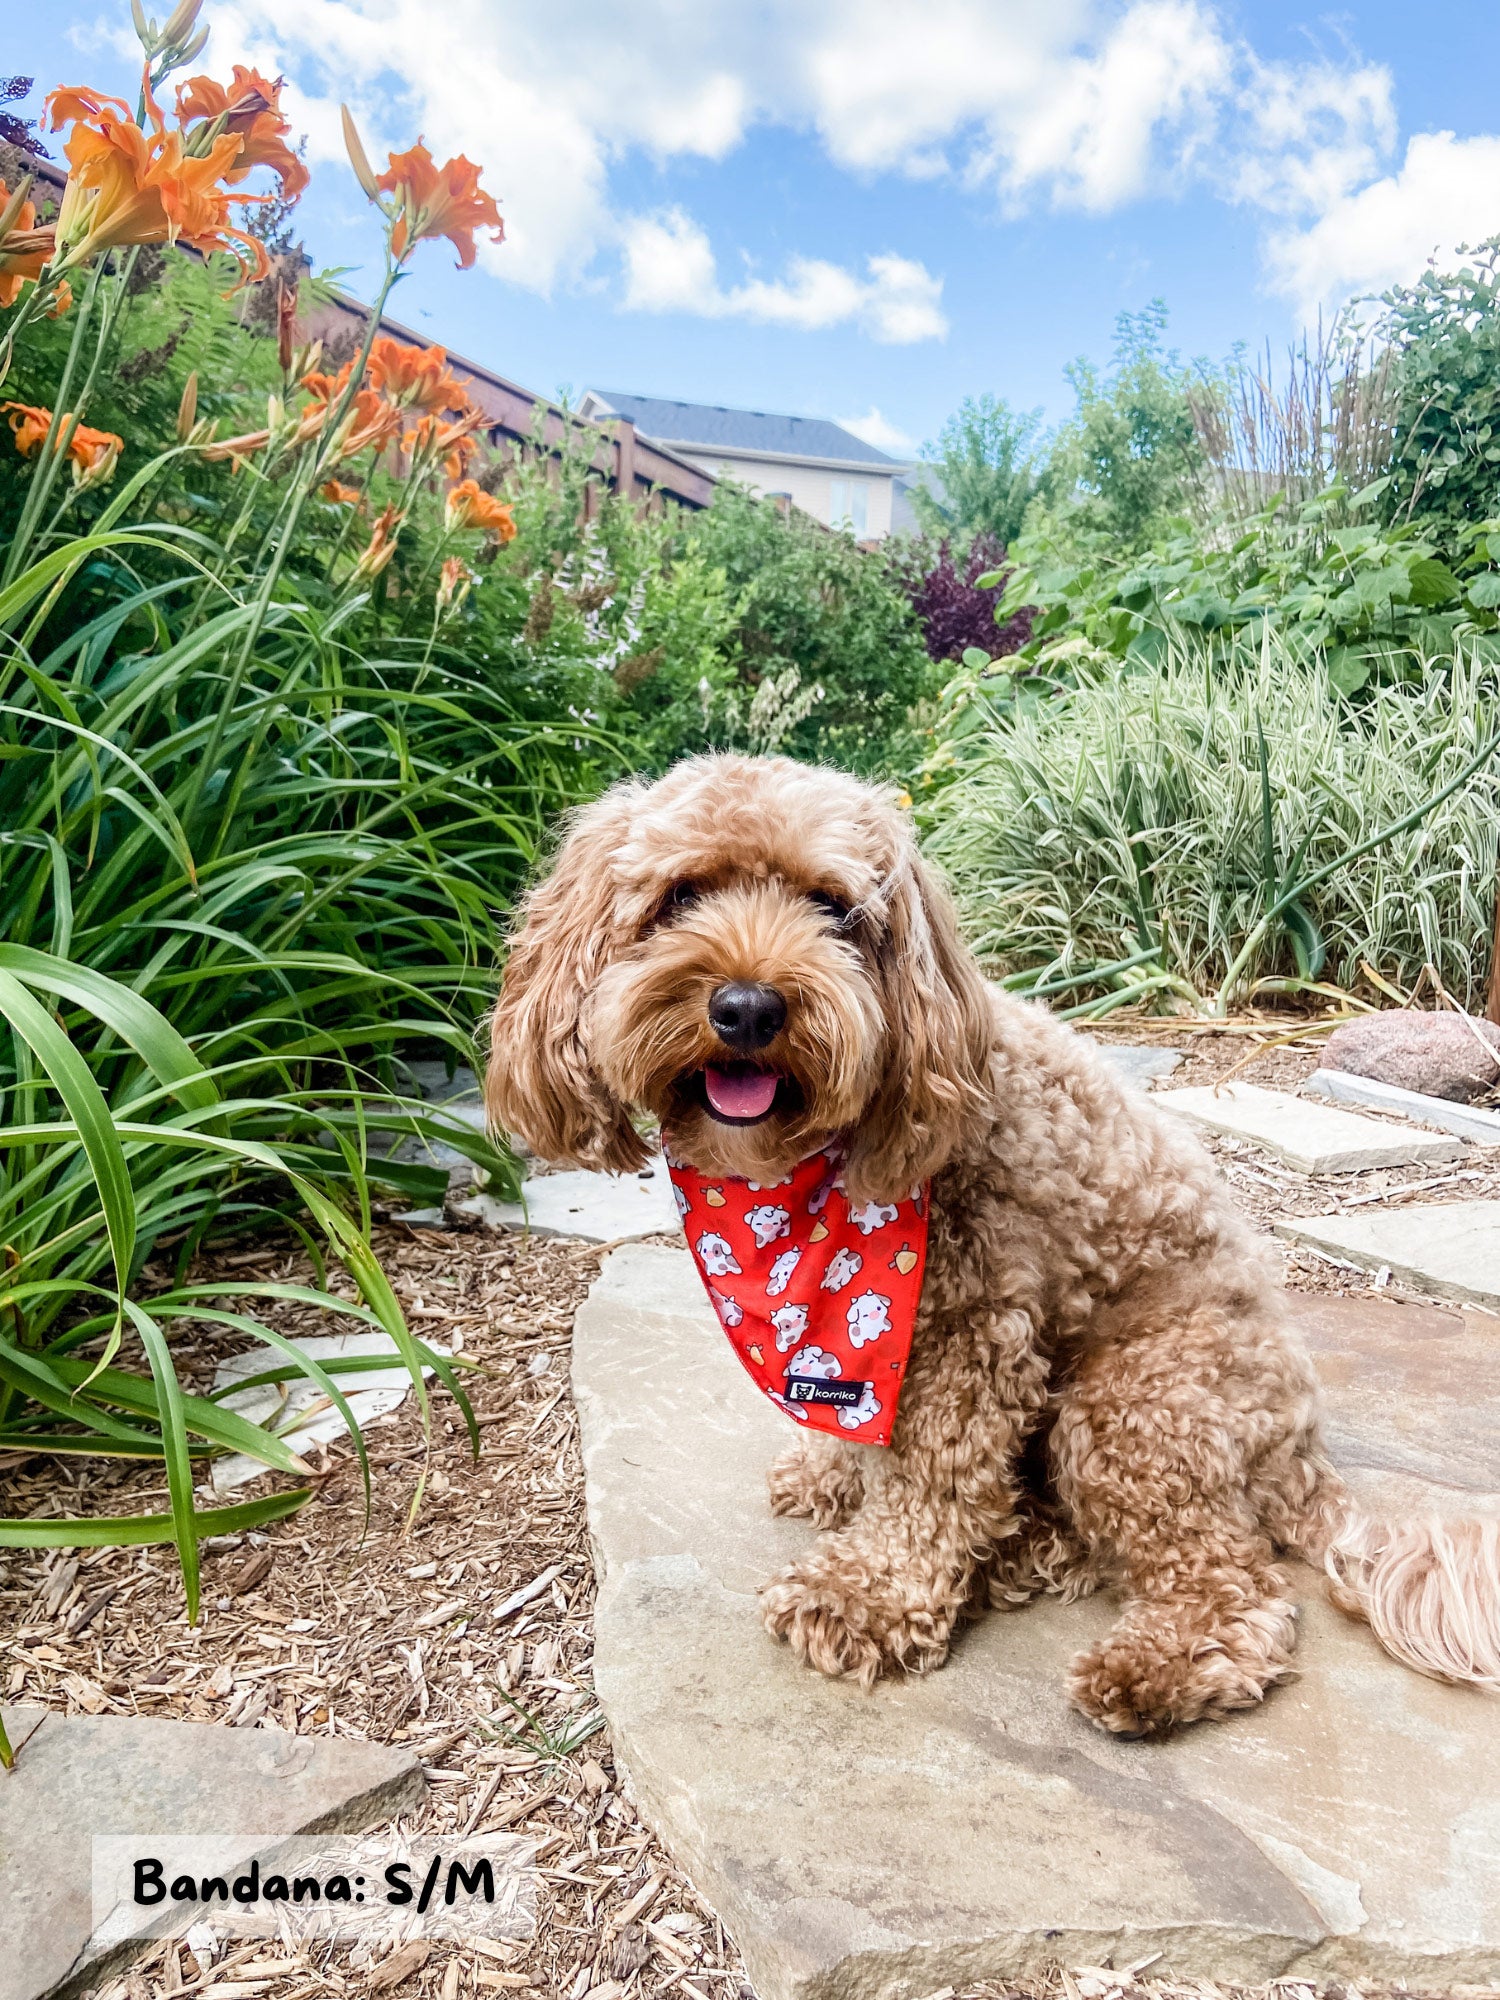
[584,391,905,470]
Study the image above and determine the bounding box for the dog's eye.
[807,889,854,930]
[666,881,701,913]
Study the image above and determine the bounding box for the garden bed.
[4,1019,1496,1997]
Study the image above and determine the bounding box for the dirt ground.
[5,1015,1498,2000]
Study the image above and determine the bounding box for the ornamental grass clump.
[926,639,1500,1015]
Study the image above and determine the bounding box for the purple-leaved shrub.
[893,533,1034,665]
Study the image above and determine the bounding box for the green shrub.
[1379,239,1500,542]
[924,641,1500,1012]
[682,481,935,776]
[980,482,1500,698]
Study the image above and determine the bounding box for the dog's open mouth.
[693,1063,797,1126]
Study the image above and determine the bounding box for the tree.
[1045,302,1213,548]
[910,394,1045,548]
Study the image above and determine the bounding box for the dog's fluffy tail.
[1315,1499,1500,1693]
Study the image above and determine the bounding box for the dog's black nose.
[708,981,787,1052]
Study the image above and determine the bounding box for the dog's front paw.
[1067,1595,1298,1737]
[760,1542,953,1686]
[766,1441,864,1529]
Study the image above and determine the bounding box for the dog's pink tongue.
[705,1066,779,1119]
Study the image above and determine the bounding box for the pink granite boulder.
[1323,1010,1500,1102]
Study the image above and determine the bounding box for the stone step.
[457,1153,679,1243]
[1277,1199,1500,1311]
[0,1708,421,2000]
[1157,1080,1465,1173]
[1305,1066,1500,1146]
[574,1243,1500,1999]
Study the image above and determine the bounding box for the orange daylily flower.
[405,403,486,479]
[69,422,123,485]
[350,502,403,582]
[176,67,309,201]
[376,142,504,268]
[445,478,516,539]
[342,386,405,459]
[0,179,56,308]
[4,401,52,456]
[45,86,132,129]
[46,79,270,287]
[367,335,468,413]
[4,401,123,483]
[298,364,353,410]
[437,427,477,480]
[320,478,364,505]
[436,555,475,614]
[297,364,403,459]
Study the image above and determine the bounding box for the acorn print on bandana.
[667,1147,929,1445]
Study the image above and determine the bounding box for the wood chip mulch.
[0,1224,751,2000]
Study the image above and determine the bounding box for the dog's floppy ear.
[485,790,649,1174]
[842,847,993,1204]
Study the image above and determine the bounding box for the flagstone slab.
[1277,1199,1500,1311]
[209,1331,449,1496]
[1157,1081,1464,1173]
[457,1153,679,1243]
[1285,1291,1500,1509]
[1304,1066,1500,1147]
[1089,1043,1184,1088]
[575,1243,1500,2000]
[0,1707,422,2000]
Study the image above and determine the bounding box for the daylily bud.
[176,370,197,443]
[341,106,381,202]
[180,23,210,62]
[0,175,34,243]
[159,0,205,50]
[130,0,151,45]
[276,282,298,375]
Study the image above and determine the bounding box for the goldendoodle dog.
[486,752,1500,1734]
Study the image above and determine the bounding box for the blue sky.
[11,0,1500,457]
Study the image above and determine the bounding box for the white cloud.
[620,209,947,342]
[837,407,917,454]
[1265,131,1500,319]
[156,0,1482,333]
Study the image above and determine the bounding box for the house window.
[828,479,867,535]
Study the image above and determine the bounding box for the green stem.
[186,256,402,857]
[1,264,106,589]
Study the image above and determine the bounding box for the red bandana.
[665,1144,929,1446]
